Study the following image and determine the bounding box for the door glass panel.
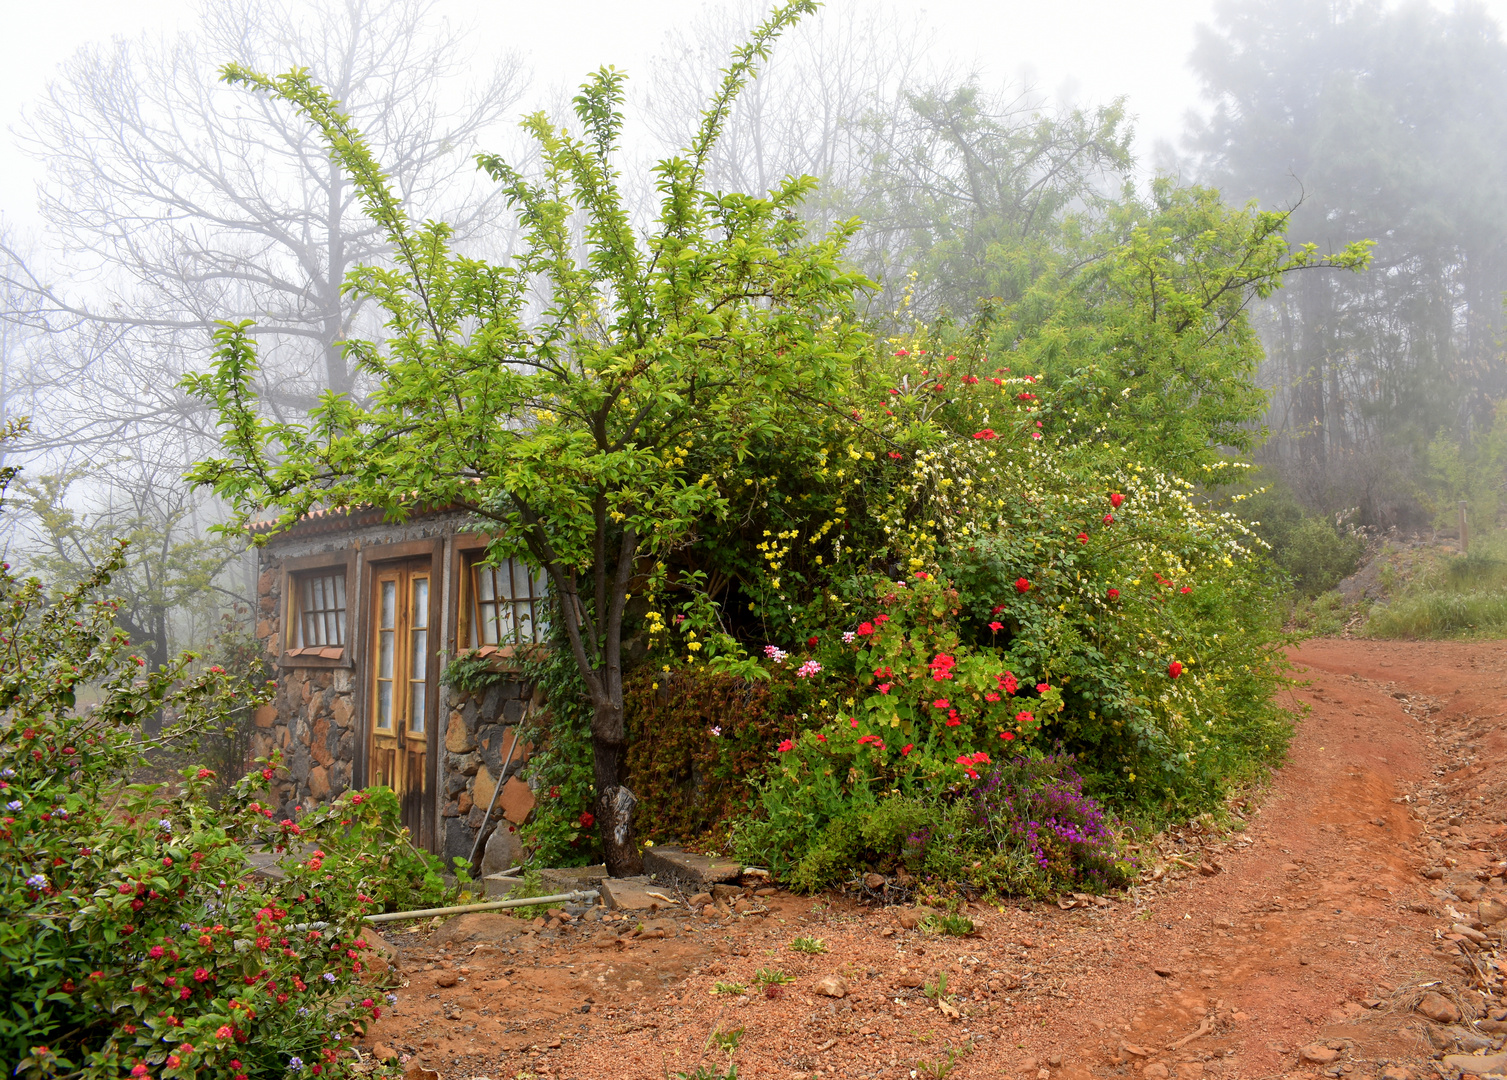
[375,579,397,730]
[409,577,428,734]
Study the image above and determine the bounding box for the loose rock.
[813,974,849,998]
[1143,1064,1170,1078]
[433,970,459,988]
[864,873,886,890]
[1442,1052,1507,1077]
[1299,1045,1341,1065]
[1417,991,1463,1024]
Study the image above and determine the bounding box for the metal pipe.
[467,724,524,870]
[362,888,600,924]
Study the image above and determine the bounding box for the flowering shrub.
[0,547,437,1078]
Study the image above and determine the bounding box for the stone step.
[642,846,742,888]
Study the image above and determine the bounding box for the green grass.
[1364,533,1507,639]
[1364,590,1507,638]
[788,936,827,954]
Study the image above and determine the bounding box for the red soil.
[357,639,1507,1080]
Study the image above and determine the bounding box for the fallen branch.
[1166,1016,1215,1051]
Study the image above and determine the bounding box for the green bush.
[1365,589,1507,638]
[1242,484,1364,597]
[0,547,447,1079]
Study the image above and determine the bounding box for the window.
[467,558,548,649]
[289,570,348,656]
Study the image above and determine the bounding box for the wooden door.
[367,559,432,834]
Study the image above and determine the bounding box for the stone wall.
[437,681,540,867]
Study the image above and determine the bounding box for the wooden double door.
[367,557,434,835]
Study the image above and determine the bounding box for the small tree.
[187,0,874,874]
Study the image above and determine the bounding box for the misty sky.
[6,0,1507,229]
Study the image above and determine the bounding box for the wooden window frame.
[278,552,357,669]
[451,535,550,669]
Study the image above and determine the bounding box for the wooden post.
[1459,500,1469,554]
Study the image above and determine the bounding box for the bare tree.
[5,0,528,452]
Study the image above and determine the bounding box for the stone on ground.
[642,845,742,887]
[813,974,848,998]
[600,875,676,911]
[1417,991,1463,1024]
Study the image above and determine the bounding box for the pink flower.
[777,739,794,752]
[849,717,860,728]
[1014,577,1030,594]
[1031,431,1043,439]
[877,683,892,694]
[795,660,822,679]
[988,621,1003,632]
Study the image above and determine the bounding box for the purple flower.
[26,873,47,889]
[5,800,20,811]
[322,972,336,983]
[288,1056,304,1070]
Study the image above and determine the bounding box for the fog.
[5,0,1507,652]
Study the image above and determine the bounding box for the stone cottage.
[250,505,545,865]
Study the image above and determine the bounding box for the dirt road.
[360,639,1507,1080]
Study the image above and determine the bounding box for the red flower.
[988,621,1003,632]
[1168,661,1183,679]
[1106,588,1120,600]
[578,811,595,829]
[984,691,1001,702]
[1015,709,1036,725]
[807,636,819,647]
[1000,731,1015,741]
[887,451,903,459]
[856,622,875,636]
[816,733,827,742]
[1103,513,1115,524]
[1076,532,1088,544]
[901,744,913,755]
[1180,586,1192,594]
[998,671,1018,694]
[777,739,794,752]
[1017,392,1037,401]
[877,683,892,694]
[991,604,1005,615]
[932,699,950,710]
[1014,577,1030,593]
[972,429,997,440]
[1036,682,1049,694]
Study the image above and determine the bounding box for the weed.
[920,913,975,937]
[711,981,747,996]
[753,968,795,986]
[914,1041,973,1079]
[789,936,828,954]
[923,971,952,1002]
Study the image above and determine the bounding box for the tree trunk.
[591,693,642,876]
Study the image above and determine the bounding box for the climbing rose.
[1014,577,1030,593]
[1103,513,1115,524]
[1076,532,1088,544]
[1168,661,1183,679]
[1180,586,1192,594]
[1106,588,1120,600]
[1109,492,1125,508]
[972,429,997,440]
